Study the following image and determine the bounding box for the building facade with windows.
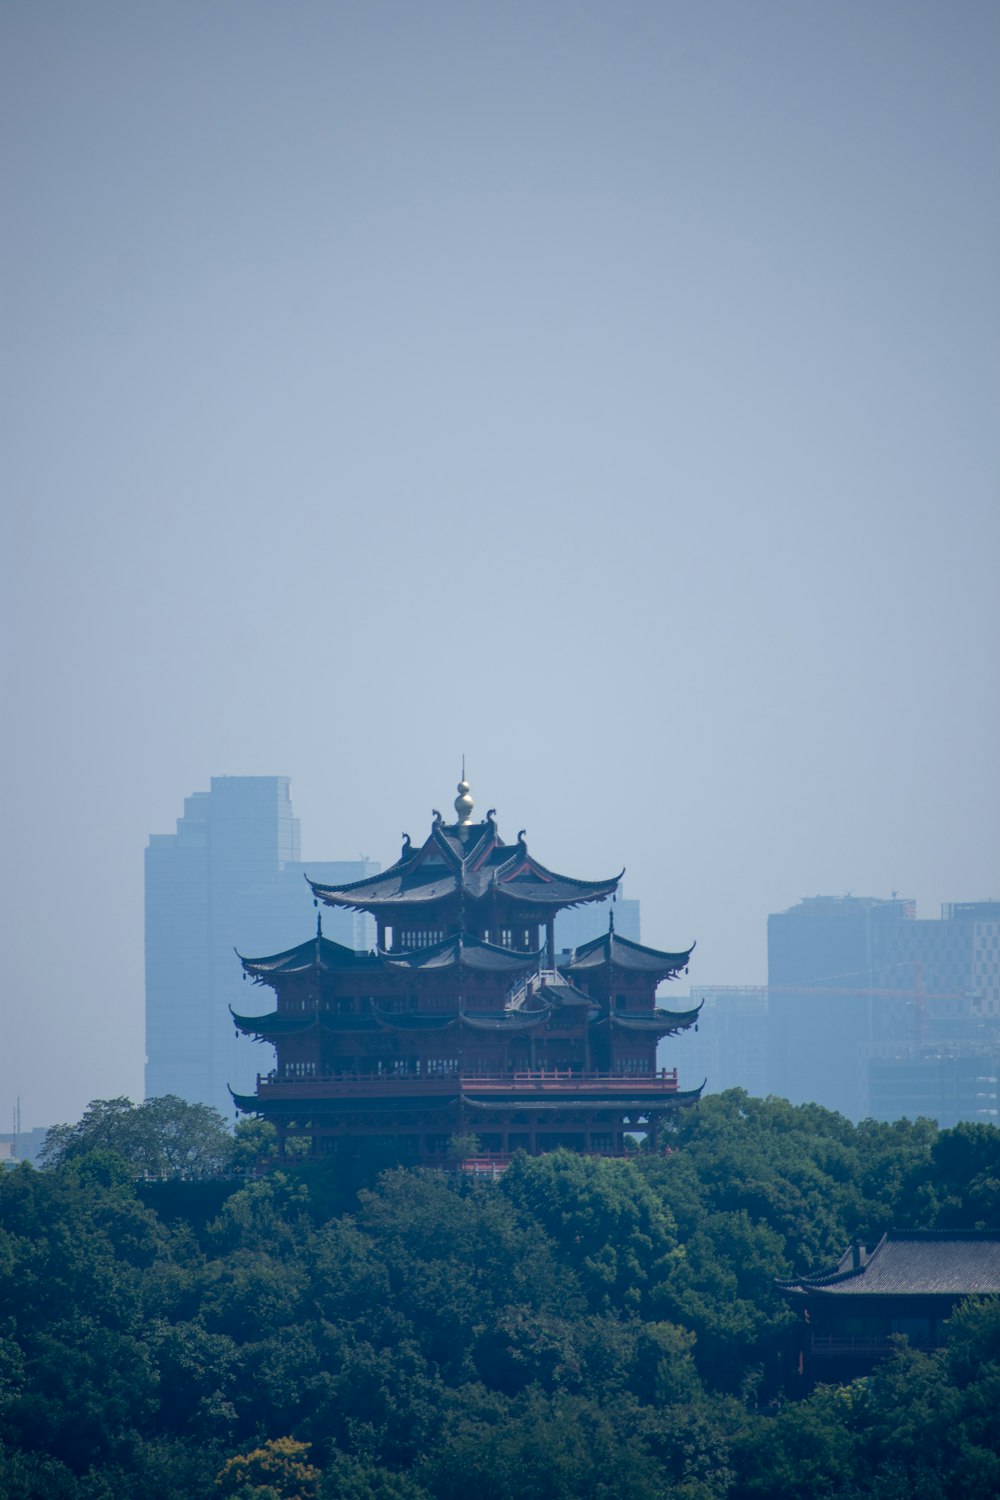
[767,895,1000,1122]
[145,776,377,1117]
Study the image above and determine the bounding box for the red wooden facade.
[231,779,702,1162]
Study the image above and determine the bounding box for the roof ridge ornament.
[454,764,475,827]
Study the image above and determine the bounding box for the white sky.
[3,0,998,1131]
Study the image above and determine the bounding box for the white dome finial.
[454,757,474,825]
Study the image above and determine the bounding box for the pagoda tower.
[231,776,702,1162]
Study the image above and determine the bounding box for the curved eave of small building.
[607,1002,704,1034]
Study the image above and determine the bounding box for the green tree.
[40,1096,233,1179]
[501,1150,680,1311]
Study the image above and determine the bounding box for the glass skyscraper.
[145,777,377,1117]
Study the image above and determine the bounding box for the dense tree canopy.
[39,1095,241,1178]
[0,1091,997,1499]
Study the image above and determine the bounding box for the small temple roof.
[379,934,543,973]
[534,977,597,1009]
[563,929,694,978]
[778,1231,1000,1299]
[309,801,620,915]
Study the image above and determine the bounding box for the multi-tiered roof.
[231,775,702,1163]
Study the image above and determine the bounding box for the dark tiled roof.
[238,935,378,979]
[231,1092,462,1116]
[462,1086,704,1112]
[231,1083,704,1117]
[231,1010,317,1036]
[371,1008,459,1032]
[459,1007,551,1033]
[380,934,542,973]
[309,816,620,913]
[231,1010,379,1036]
[564,931,694,976]
[779,1232,1000,1297]
[535,978,596,1009]
[607,1005,703,1034]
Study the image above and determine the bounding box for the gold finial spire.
[454,759,474,826]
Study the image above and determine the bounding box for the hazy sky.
[3,1,998,1132]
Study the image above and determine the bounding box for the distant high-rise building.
[555,893,640,953]
[665,986,768,1099]
[145,777,378,1116]
[864,1043,1000,1127]
[767,895,915,1118]
[767,895,999,1122]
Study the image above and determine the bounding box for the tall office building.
[145,777,377,1117]
[767,896,916,1119]
[665,986,768,1099]
[555,892,641,953]
[767,895,999,1122]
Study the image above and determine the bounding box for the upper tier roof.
[309,810,621,915]
[564,927,694,978]
[778,1231,1000,1298]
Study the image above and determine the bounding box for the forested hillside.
[2,1092,999,1499]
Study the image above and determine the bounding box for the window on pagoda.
[500,927,513,947]
[284,1060,316,1079]
[425,1057,459,1076]
[398,928,444,950]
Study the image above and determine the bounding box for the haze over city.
[3,0,998,1133]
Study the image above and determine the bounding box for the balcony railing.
[454,1147,641,1177]
[256,1067,680,1096]
[810,1332,938,1355]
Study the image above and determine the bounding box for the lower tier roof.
[230,1084,704,1116]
